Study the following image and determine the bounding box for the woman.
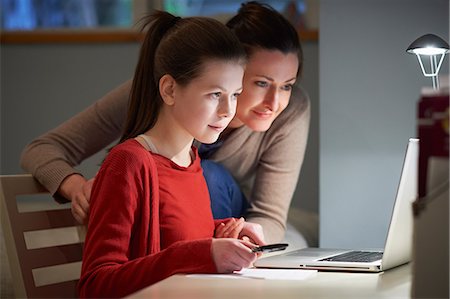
[20,1,309,244]
[78,11,259,298]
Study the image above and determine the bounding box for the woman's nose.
[263,87,279,111]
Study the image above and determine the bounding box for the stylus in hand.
[252,243,289,253]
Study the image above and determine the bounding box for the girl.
[78,11,257,298]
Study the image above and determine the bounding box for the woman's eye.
[255,81,268,87]
[281,84,293,91]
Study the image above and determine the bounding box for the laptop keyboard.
[319,251,383,263]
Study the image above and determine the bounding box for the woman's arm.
[246,88,311,243]
[20,80,131,200]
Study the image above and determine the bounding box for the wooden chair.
[0,174,85,298]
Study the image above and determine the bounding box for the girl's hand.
[214,217,245,239]
[211,238,258,273]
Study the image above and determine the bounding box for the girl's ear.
[159,74,176,106]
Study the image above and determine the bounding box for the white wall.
[320,0,449,248]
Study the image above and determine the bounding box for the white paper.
[235,268,317,280]
[188,268,317,280]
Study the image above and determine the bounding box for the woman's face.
[171,60,244,144]
[229,49,299,131]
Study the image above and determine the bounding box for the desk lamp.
[406,34,449,89]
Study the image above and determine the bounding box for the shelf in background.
[0,29,318,44]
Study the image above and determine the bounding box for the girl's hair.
[226,1,303,76]
[119,11,246,143]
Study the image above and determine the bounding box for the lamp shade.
[406,34,450,55]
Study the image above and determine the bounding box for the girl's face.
[172,60,244,144]
[229,49,299,131]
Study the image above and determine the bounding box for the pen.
[252,243,289,253]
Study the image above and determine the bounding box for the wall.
[320,0,449,248]
[293,41,319,213]
[1,43,139,177]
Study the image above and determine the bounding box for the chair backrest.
[0,174,85,298]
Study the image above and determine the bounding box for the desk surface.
[127,263,412,299]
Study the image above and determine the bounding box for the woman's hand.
[211,238,258,273]
[239,222,266,245]
[58,174,94,224]
[215,218,266,246]
[214,217,245,239]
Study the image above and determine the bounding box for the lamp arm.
[416,54,429,76]
[434,53,446,75]
[415,53,446,77]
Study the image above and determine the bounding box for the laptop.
[255,138,419,272]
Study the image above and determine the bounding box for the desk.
[127,263,411,299]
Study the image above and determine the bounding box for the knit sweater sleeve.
[246,87,311,243]
[78,145,216,298]
[19,80,131,199]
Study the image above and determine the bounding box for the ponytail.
[120,12,180,143]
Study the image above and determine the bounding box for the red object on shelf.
[417,90,449,199]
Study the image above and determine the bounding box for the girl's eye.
[210,92,221,100]
[255,81,268,87]
[231,93,241,100]
[281,84,293,91]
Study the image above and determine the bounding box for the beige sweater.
[20,80,310,243]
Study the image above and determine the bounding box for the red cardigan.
[78,140,220,298]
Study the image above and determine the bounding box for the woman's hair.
[119,11,246,143]
[226,1,303,75]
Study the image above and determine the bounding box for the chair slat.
[32,261,82,287]
[24,225,86,249]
